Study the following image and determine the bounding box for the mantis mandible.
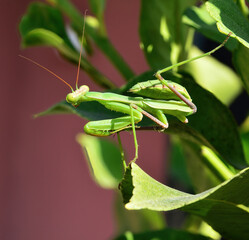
[20,13,231,162]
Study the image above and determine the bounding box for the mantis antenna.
[19,11,88,92]
[19,54,73,91]
[75,10,87,90]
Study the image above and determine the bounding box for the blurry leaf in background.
[88,0,106,29]
[169,138,194,190]
[19,2,115,89]
[233,44,249,95]
[47,0,134,81]
[182,141,234,193]
[139,0,197,70]
[19,2,72,48]
[241,131,249,165]
[114,193,166,235]
[76,134,123,189]
[185,46,241,105]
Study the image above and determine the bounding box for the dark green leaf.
[88,0,106,20]
[241,131,249,165]
[169,138,194,190]
[114,193,166,234]
[182,141,234,192]
[206,0,249,48]
[183,6,238,51]
[19,2,72,48]
[233,44,249,95]
[35,100,124,120]
[120,163,249,240]
[139,0,197,69]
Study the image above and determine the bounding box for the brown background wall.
[0,1,167,239]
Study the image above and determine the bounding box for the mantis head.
[66,85,90,107]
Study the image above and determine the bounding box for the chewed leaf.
[120,163,249,240]
[206,0,249,49]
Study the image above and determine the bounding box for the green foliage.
[19,0,249,239]
[206,0,249,48]
[139,0,197,69]
[76,134,123,189]
[120,163,249,240]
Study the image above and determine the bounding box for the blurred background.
[0,1,167,239]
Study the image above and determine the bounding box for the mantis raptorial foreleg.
[84,101,143,136]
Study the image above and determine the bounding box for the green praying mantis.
[20,24,231,162]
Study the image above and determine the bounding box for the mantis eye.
[79,85,89,93]
[66,93,79,105]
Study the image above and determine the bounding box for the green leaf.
[241,131,249,165]
[233,44,249,95]
[47,0,134,81]
[19,2,115,89]
[169,138,194,190]
[182,141,234,192]
[35,100,124,120]
[19,2,72,48]
[113,229,212,240]
[139,0,196,69]
[76,133,123,189]
[206,0,249,49]
[183,6,238,51]
[88,0,106,20]
[120,163,249,240]
[36,71,247,169]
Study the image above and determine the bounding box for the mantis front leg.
[84,102,143,136]
[83,102,143,162]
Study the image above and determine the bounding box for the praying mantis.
[20,20,231,162]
